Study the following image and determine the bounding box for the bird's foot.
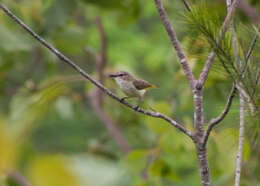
[120,97,128,102]
[134,105,140,111]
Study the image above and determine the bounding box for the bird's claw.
[134,105,140,111]
[120,97,127,102]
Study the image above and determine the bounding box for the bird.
[108,71,157,109]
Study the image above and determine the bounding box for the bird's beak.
[108,74,118,78]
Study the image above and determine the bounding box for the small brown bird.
[109,71,156,107]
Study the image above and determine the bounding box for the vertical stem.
[194,84,211,186]
[194,88,204,137]
[235,93,245,186]
[226,1,245,185]
[196,145,211,186]
[95,17,107,106]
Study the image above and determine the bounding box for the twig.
[202,84,237,147]
[181,0,191,12]
[198,0,240,86]
[241,34,258,75]
[0,4,192,138]
[153,0,195,90]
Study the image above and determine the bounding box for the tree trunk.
[196,145,211,186]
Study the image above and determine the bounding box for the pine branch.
[0,4,192,139]
[198,0,240,86]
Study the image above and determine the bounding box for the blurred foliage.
[0,0,259,186]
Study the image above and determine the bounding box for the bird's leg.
[134,97,142,111]
[134,105,140,111]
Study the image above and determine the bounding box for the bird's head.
[108,71,132,79]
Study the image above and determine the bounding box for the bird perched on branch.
[109,71,157,109]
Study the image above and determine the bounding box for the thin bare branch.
[181,0,191,12]
[202,84,237,147]
[0,4,192,139]
[198,0,240,86]
[241,34,258,75]
[153,0,195,90]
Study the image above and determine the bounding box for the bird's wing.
[133,79,156,90]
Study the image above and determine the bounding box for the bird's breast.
[115,78,145,97]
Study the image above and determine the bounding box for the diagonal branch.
[181,0,191,12]
[241,34,258,75]
[198,0,240,87]
[0,4,192,139]
[153,0,195,90]
[202,84,237,147]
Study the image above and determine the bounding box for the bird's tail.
[146,85,158,89]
